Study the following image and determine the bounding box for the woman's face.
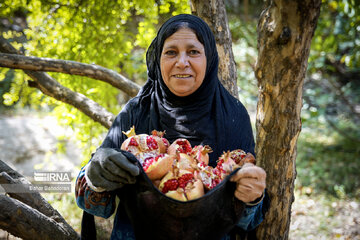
[160,28,207,97]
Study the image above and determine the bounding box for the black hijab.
[102,14,255,166]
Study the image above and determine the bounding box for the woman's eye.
[189,50,200,55]
[164,50,176,56]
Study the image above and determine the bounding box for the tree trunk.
[190,0,239,98]
[254,0,321,239]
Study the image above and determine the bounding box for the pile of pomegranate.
[121,127,255,201]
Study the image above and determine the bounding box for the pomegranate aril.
[129,138,139,146]
[178,173,194,189]
[176,140,192,153]
[146,136,158,150]
[162,179,179,193]
[142,157,155,171]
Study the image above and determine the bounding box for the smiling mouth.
[174,74,192,78]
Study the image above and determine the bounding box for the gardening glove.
[230,162,266,204]
[85,148,140,192]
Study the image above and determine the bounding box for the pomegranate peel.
[191,145,212,166]
[175,152,197,173]
[144,154,176,180]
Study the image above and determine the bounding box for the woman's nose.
[176,53,189,68]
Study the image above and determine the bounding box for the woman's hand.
[85,148,140,192]
[230,163,266,203]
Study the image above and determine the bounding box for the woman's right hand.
[85,148,140,192]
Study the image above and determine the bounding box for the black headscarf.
[102,14,255,166]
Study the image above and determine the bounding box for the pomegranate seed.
[142,157,155,171]
[162,179,179,193]
[178,173,194,188]
[146,136,158,150]
[129,138,139,146]
[162,138,169,148]
[176,140,192,153]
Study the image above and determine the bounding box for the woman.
[76,14,267,240]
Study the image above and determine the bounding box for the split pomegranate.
[167,138,192,155]
[159,168,204,201]
[197,150,255,190]
[190,145,212,166]
[121,127,167,162]
[142,153,176,180]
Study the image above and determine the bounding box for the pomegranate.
[167,138,192,155]
[175,152,197,173]
[159,167,204,201]
[197,150,254,190]
[142,153,176,180]
[197,165,221,190]
[121,126,168,163]
[190,145,212,166]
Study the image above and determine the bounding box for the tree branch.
[0,160,79,239]
[0,52,141,97]
[0,195,78,240]
[0,36,115,129]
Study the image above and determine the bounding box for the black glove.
[85,148,140,192]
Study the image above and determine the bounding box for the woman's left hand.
[230,163,266,203]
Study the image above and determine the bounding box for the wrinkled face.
[160,28,207,97]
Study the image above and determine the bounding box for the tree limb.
[0,160,79,239]
[0,36,115,129]
[0,160,78,239]
[0,195,79,240]
[0,52,141,97]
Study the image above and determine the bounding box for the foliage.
[298,0,360,197]
[0,0,191,161]
[296,121,360,198]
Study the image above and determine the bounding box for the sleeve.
[75,99,138,218]
[75,163,116,218]
[236,190,270,231]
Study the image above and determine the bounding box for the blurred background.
[0,0,359,239]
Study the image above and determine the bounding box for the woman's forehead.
[163,28,203,48]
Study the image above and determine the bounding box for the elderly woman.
[76,14,268,240]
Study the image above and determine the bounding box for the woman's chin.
[170,87,196,97]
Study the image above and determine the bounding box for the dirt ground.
[289,193,360,240]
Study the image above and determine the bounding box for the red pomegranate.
[167,138,192,155]
[121,127,168,162]
[197,149,255,190]
[142,153,175,180]
[159,167,204,201]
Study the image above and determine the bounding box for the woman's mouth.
[174,74,192,78]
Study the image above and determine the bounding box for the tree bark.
[190,0,239,98]
[254,0,321,239]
